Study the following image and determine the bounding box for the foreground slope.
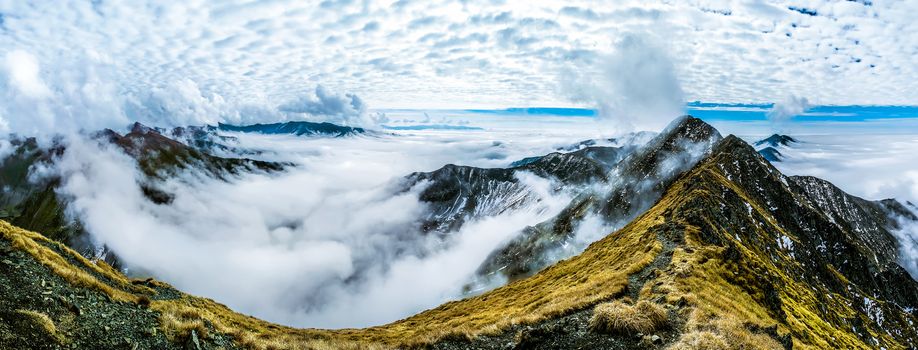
[1,126,916,349]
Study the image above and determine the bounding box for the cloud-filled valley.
[39,125,610,328]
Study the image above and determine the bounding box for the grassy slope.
[0,137,909,349]
[646,138,915,349]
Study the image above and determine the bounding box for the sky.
[0,0,916,125]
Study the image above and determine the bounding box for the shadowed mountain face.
[674,136,918,347]
[1,116,916,349]
[758,146,783,162]
[217,121,366,137]
[401,120,716,284]
[754,134,797,162]
[101,122,285,180]
[755,134,797,148]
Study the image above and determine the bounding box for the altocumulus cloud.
[0,48,380,135]
[0,1,916,110]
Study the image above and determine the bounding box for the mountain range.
[754,134,798,163]
[1,117,916,349]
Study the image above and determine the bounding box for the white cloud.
[893,210,918,281]
[767,94,810,126]
[278,85,371,127]
[0,49,126,138]
[0,49,377,136]
[3,50,51,98]
[559,33,685,132]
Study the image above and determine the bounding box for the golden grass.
[589,299,668,334]
[0,220,151,302]
[668,331,729,350]
[0,221,155,304]
[159,306,209,341]
[679,311,783,350]
[15,309,64,344]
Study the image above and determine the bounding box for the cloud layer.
[47,127,588,328]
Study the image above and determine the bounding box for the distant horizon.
[375,104,918,122]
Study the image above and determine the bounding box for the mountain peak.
[614,115,722,180]
[218,121,365,137]
[716,134,752,151]
[758,146,783,162]
[659,115,721,143]
[129,122,155,135]
[712,134,767,161]
[755,134,797,148]
[640,115,723,162]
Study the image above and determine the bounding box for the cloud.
[0,50,126,138]
[767,94,810,126]
[126,78,235,128]
[559,6,602,21]
[278,85,372,127]
[893,209,918,281]
[0,49,378,136]
[3,50,52,98]
[770,134,918,204]
[560,33,685,132]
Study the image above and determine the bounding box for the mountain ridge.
[217,121,366,137]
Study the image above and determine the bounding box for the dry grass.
[668,331,729,350]
[15,309,64,343]
[671,311,783,350]
[159,306,210,341]
[0,220,154,304]
[589,300,668,334]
